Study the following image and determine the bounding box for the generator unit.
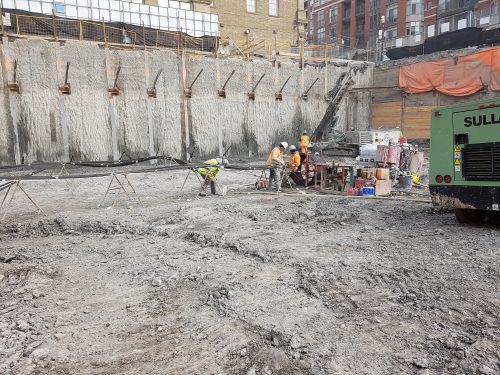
[429,98,500,222]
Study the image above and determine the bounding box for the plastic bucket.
[361,186,375,196]
[402,175,413,189]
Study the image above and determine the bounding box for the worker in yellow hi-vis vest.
[299,130,310,164]
[299,130,310,154]
[197,158,228,196]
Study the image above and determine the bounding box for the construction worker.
[299,130,310,155]
[197,158,227,196]
[288,145,304,186]
[266,142,288,191]
[288,145,301,172]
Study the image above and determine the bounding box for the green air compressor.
[429,98,500,223]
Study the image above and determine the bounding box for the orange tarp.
[399,47,500,96]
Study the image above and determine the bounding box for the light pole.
[244,29,250,60]
[380,15,386,62]
[273,29,278,58]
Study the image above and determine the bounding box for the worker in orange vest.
[288,145,301,172]
[266,142,288,191]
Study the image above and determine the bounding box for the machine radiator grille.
[462,143,500,181]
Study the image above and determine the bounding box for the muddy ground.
[0,168,499,375]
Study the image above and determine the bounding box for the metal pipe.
[304,77,319,96]
[252,74,265,92]
[348,86,400,91]
[1,0,4,35]
[64,62,70,85]
[113,65,121,89]
[152,69,163,90]
[142,21,146,50]
[188,69,204,90]
[222,70,235,90]
[52,9,57,40]
[278,76,292,94]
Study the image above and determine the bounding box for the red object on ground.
[355,179,369,189]
[387,145,401,165]
[376,145,389,164]
[347,187,359,196]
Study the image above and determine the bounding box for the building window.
[426,1,432,10]
[386,4,397,23]
[269,0,278,16]
[385,27,397,39]
[369,0,381,30]
[330,6,338,38]
[455,16,468,29]
[318,27,325,44]
[246,0,256,13]
[54,2,65,14]
[437,0,450,12]
[317,8,325,43]
[406,21,423,35]
[407,0,424,15]
[343,6,350,19]
[427,24,435,37]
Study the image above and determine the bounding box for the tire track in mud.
[180,197,500,374]
[178,226,407,374]
[2,193,499,374]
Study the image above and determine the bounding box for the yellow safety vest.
[198,159,219,182]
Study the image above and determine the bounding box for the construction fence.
[1,10,217,52]
[302,43,377,62]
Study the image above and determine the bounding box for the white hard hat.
[289,145,297,151]
[216,158,228,165]
[279,142,289,149]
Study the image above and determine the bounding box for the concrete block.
[375,179,392,196]
[376,168,390,180]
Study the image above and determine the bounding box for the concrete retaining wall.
[0,38,373,165]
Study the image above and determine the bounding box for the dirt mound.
[0,217,170,238]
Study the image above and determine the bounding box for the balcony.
[385,18,398,27]
[384,34,424,50]
[473,5,500,29]
[437,0,477,18]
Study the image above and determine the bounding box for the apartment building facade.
[306,0,499,54]
[191,0,307,52]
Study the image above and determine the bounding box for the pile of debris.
[351,134,426,196]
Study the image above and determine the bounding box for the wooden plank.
[371,102,432,139]
[371,102,401,129]
[404,106,433,139]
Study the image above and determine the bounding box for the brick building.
[192,0,307,52]
[305,0,499,56]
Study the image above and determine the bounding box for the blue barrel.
[402,175,413,189]
[361,186,375,196]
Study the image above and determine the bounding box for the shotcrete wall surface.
[0,39,373,164]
